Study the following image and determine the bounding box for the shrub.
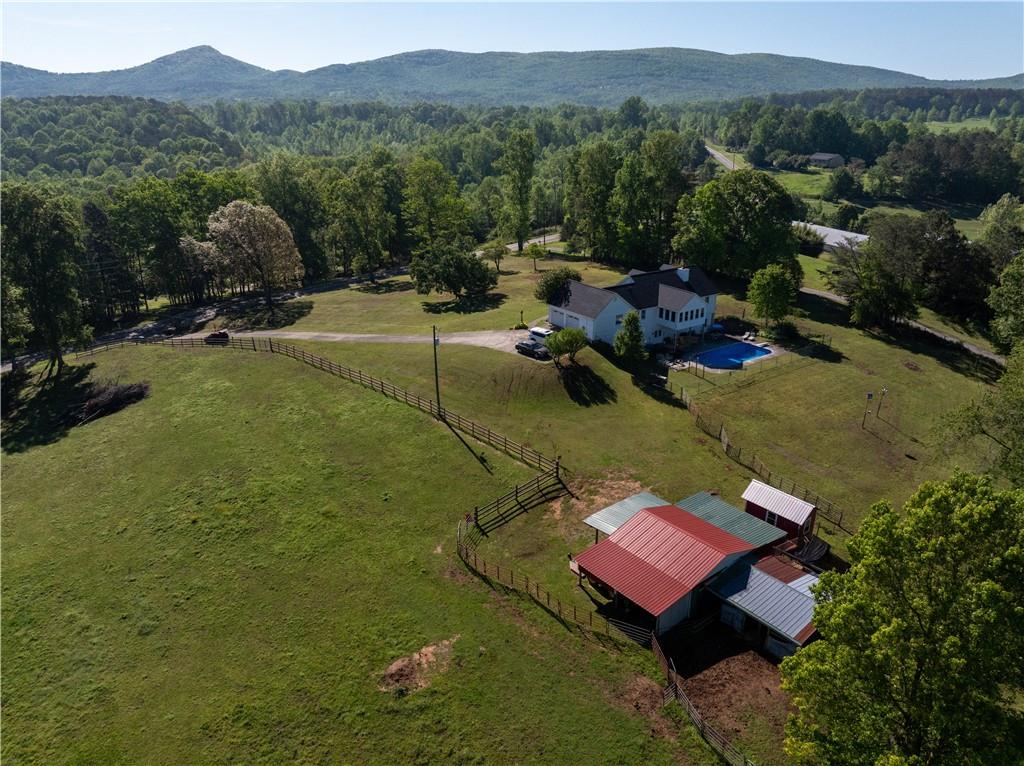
[545,327,588,365]
[534,267,583,303]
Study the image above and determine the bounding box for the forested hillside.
[4,45,1022,106]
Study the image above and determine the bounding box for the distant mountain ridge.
[4,45,1021,106]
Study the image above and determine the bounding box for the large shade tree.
[1,183,91,372]
[672,169,797,278]
[497,128,537,253]
[207,201,303,309]
[781,471,1024,766]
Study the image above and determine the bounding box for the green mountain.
[3,45,1021,106]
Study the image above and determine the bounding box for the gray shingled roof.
[658,284,698,311]
[549,280,618,318]
[606,266,717,309]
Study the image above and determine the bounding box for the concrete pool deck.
[668,335,783,374]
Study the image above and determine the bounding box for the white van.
[529,326,554,342]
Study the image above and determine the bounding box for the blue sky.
[4,2,1022,80]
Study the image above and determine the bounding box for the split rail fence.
[75,336,556,472]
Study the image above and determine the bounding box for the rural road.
[184,328,532,354]
[800,287,1006,366]
[476,228,561,256]
[705,145,739,170]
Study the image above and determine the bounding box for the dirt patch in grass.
[606,675,679,741]
[548,472,646,524]
[379,635,460,694]
[904,360,922,372]
[679,650,790,742]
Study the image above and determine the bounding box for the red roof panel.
[574,505,755,616]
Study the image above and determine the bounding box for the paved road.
[184,328,531,354]
[705,145,738,170]
[800,287,1006,367]
[476,229,561,256]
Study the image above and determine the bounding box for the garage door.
[565,313,581,328]
[550,309,565,327]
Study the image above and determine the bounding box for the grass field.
[2,348,722,765]
[205,254,623,336]
[924,117,994,134]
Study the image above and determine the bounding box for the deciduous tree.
[1,183,91,372]
[987,253,1024,349]
[534,266,583,303]
[497,129,537,253]
[545,327,588,365]
[207,201,303,309]
[781,471,1024,766]
[748,263,798,329]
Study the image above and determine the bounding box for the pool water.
[694,341,771,370]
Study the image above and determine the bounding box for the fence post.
[474,507,479,527]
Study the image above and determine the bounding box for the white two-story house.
[546,264,718,347]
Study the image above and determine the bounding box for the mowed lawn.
[2,348,719,765]
[210,254,626,336]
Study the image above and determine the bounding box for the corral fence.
[459,466,568,542]
[74,336,558,473]
[653,635,759,766]
[673,387,850,535]
[455,536,652,648]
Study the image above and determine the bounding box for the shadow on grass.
[559,364,617,406]
[867,325,1003,384]
[796,291,851,328]
[354,278,415,295]
[422,293,507,315]
[217,300,314,331]
[2,363,95,454]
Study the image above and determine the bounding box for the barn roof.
[711,555,819,645]
[676,491,787,549]
[741,480,815,525]
[809,152,843,161]
[575,505,755,616]
[582,491,670,535]
[793,221,868,249]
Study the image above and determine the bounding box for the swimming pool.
[694,341,771,370]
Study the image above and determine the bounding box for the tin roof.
[712,556,819,645]
[583,491,670,535]
[741,480,815,525]
[793,221,868,249]
[676,491,787,549]
[575,505,755,616]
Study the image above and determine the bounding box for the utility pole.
[433,325,442,418]
[877,386,888,418]
[862,391,873,429]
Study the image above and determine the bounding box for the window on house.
[640,310,646,320]
[765,510,780,527]
[671,311,676,322]
[658,307,664,319]
[615,314,623,325]
[700,308,705,318]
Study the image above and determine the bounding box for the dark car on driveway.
[515,339,550,360]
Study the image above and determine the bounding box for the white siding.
[592,296,636,345]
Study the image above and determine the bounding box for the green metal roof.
[675,491,786,549]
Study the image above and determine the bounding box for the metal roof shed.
[711,557,819,648]
[676,491,787,549]
[741,480,815,525]
[582,491,669,536]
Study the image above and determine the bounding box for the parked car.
[204,330,230,345]
[528,326,554,342]
[515,339,550,360]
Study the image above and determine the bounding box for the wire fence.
[74,336,558,472]
[671,384,850,535]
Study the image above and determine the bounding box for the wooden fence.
[459,466,568,542]
[653,634,759,766]
[75,336,558,473]
[455,536,652,647]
